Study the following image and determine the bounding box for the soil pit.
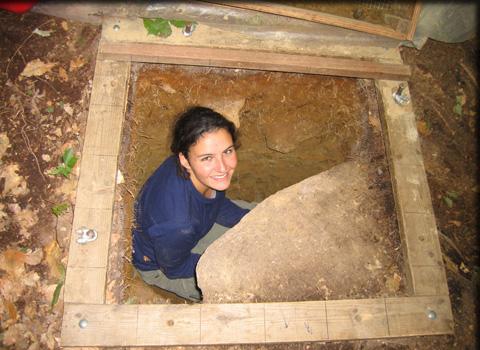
[113,64,405,304]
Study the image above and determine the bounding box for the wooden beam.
[61,297,453,347]
[406,3,422,41]
[99,41,411,80]
[204,1,408,40]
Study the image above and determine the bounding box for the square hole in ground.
[108,64,405,304]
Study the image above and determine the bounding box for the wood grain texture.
[204,1,408,40]
[99,41,411,80]
[64,267,106,304]
[406,3,422,41]
[326,299,389,339]
[74,153,118,210]
[410,266,449,296]
[386,296,453,336]
[61,304,138,347]
[137,304,201,345]
[200,303,266,344]
[89,59,130,107]
[265,301,327,342]
[83,104,125,156]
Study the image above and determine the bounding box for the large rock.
[197,161,400,303]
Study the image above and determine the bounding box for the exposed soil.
[0,8,477,350]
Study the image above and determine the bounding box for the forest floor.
[0,9,477,350]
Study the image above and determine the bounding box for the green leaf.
[453,102,462,116]
[443,196,454,208]
[169,19,187,28]
[143,18,172,37]
[58,263,66,281]
[50,165,71,177]
[446,191,459,199]
[51,281,64,307]
[46,106,54,113]
[52,203,69,217]
[63,148,78,169]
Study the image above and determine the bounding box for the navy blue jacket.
[132,156,248,278]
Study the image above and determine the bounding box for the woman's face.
[179,128,237,197]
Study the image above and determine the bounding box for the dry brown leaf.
[69,56,86,71]
[2,322,28,346]
[58,67,68,82]
[1,249,27,275]
[25,249,44,266]
[44,241,62,279]
[61,20,69,31]
[0,163,29,196]
[417,120,432,136]
[14,206,39,239]
[0,132,11,158]
[0,202,9,231]
[20,59,56,78]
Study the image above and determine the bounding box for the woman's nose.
[216,157,227,172]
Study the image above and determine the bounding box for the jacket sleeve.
[216,197,250,228]
[148,222,201,279]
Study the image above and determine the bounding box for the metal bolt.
[113,24,120,31]
[182,23,196,37]
[392,83,410,106]
[76,226,98,244]
[79,319,88,328]
[427,310,437,320]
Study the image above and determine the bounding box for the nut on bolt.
[392,82,410,106]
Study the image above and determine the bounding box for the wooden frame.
[60,17,452,347]
[204,1,422,41]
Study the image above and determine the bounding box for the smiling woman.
[131,106,253,301]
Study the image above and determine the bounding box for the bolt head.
[79,319,88,328]
[427,310,437,320]
[113,24,120,31]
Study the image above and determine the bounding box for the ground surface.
[0,9,477,350]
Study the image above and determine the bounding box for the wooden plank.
[386,296,453,336]
[61,304,138,347]
[264,301,327,343]
[64,267,106,304]
[89,59,130,107]
[61,297,454,346]
[67,208,113,268]
[200,303,265,344]
[137,304,201,345]
[74,153,117,210]
[205,1,407,40]
[83,104,125,156]
[99,41,411,80]
[326,298,389,340]
[411,266,449,296]
[406,3,422,41]
[392,163,434,215]
[400,212,443,268]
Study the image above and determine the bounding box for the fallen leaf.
[460,262,470,273]
[58,67,68,82]
[63,103,73,116]
[2,297,18,322]
[447,220,462,227]
[20,59,56,78]
[44,241,63,279]
[69,56,86,71]
[25,249,44,266]
[0,249,26,276]
[61,21,69,31]
[14,205,39,238]
[0,132,11,158]
[386,272,402,292]
[0,203,9,231]
[2,322,28,346]
[33,28,53,37]
[416,120,432,136]
[0,163,30,196]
